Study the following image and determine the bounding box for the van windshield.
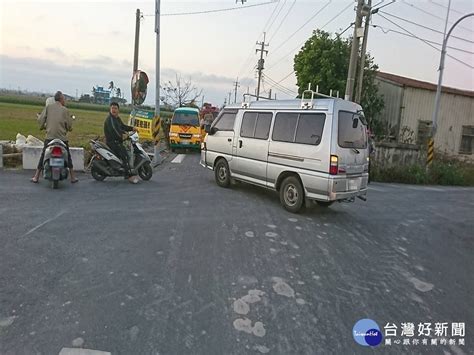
[172,112,199,126]
[338,111,367,149]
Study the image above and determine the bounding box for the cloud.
[0,55,251,105]
[82,55,115,66]
[45,47,66,57]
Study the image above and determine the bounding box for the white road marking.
[59,349,111,355]
[171,154,186,164]
[20,211,65,238]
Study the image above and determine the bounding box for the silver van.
[200,95,369,213]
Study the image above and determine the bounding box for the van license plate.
[50,158,64,167]
[348,179,359,191]
[181,140,190,144]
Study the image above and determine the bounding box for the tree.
[108,81,115,96]
[161,73,202,108]
[116,87,121,98]
[294,30,384,135]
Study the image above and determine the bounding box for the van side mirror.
[205,124,217,135]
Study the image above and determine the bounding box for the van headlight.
[169,132,178,137]
[193,134,201,138]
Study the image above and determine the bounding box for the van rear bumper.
[329,188,367,201]
[328,174,368,201]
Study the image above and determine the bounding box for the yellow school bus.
[169,107,204,151]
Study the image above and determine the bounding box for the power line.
[236,1,281,79]
[271,0,332,55]
[401,0,473,33]
[263,73,298,95]
[429,0,464,16]
[372,24,474,55]
[143,1,276,17]
[267,1,353,72]
[266,70,296,95]
[263,74,295,93]
[266,0,287,35]
[379,11,474,44]
[377,13,474,69]
[336,22,354,38]
[268,0,297,44]
[262,0,282,33]
[275,70,296,86]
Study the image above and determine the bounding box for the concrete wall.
[22,146,85,171]
[373,142,423,168]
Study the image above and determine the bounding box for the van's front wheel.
[215,159,231,188]
[280,176,304,213]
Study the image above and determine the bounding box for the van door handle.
[228,138,232,142]
[239,140,243,148]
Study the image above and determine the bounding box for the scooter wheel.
[138,162,153,181]
[91,165,106,181]
[52,180,59,189]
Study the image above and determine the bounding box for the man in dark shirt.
[104,102,138,183]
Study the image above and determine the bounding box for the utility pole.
[355,0,372,104]
[233,78,240,104]
[429,11,474,168]
[345,0,365,101]
[256,33,269,101]
[228,91,232,105]
[268,88,272,100]
[133,9,141,73]
[153,0,162,166]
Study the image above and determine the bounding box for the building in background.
[92,86,111,105]
[375,72,473,161]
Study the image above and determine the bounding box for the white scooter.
[89,132,152,181]
[43,139,70,189]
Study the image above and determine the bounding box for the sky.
[1,0,473,108]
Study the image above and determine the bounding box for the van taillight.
[330,155,338,175]
[51,147,62,157]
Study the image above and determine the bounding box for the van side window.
[272,113,298,142]
[338,111,367,149]
[214,110,237,131]
[241,112,257,138]
[295,113,325,145]
[254,113,272,140]
[273,112,325,145]
[241,112,273,140]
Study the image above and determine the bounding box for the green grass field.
[0,101,173,149]
[0,102,114,148]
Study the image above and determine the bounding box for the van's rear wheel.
[280,176,304,213]
[215,159,231,188]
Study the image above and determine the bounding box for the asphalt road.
[0,153,473,355]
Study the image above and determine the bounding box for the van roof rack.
[301,84,342,109]
[241,93,274,108]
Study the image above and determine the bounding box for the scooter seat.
[95,141,112,150]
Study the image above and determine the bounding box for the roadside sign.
[129,108,153,140]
